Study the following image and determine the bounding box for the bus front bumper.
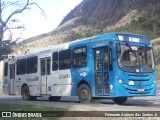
[111,83,156,97]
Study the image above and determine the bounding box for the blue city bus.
[69,32,156,104]
[3,32,156,104]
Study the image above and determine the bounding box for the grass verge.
[156,65,160,81]
[0,103,64,111]
[0,103,65,120]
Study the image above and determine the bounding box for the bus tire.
[112,97,128,105]
[78,84,92,103]
[21,86,31,101]
[48,96,61,101]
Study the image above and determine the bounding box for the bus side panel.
[3,77,9,95]
[51,85,72,96]
[26,73,41,96]
[21,56,41,96]
[2,61,9,95]
[70,46,94,96]
[51,70,72,96]
[15,74,26,95]
[15,73,41,96]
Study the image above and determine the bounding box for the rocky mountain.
[12,0,160,58]
[57,0,160,32]
[1,0,160,82]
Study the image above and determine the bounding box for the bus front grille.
[128,74,151,81]
[124,85,153,94]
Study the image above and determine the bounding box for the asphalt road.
[0,81,159,111]
[0,95,160,111]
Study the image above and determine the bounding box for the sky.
[3,0,83,41]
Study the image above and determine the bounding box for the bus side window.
[59,49,71,70]
[73,47,87,67]
[10,64,15,79]
[27,56,38,74]
[95,50,101,70]
[104,48,109,70]
[52,52,58,71]
[47,59,51,75]
[109,47,113,71]
[41,59,45,75]
[4,62,8,76]
[17,59,26,75]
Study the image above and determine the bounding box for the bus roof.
[4,32,150,61]
[68,32,150,47]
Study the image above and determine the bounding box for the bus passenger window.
[52,52,58,71]
[41,59,45,75]
[59,49,71,70]
[4,62,8,76]
[10,64,15,79]
[17,59,26,75]
[47,59,51,75]
[95,50,101,70]
[109,47,113,71]
[27,56,38,74]
[104,48,109,70]
[73,47,87,67]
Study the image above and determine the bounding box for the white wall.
[0,61,3,94]
[0,61,3,83]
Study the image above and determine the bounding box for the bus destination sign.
[116,33,150,44]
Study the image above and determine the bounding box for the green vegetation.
[64,15,160,42]
[111,16,160,40]
[0,103,64,111]
[0,103,65,120]
[154,47,160,65]
[156,64,160,70]
[63,28,103,42]
[0,41,13,61]
[156,64,160,81]
[63,31,82,42]
[0,117,47,120]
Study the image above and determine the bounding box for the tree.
[0,0,45,44]
[0,42,12,60]
[0,0,45,59]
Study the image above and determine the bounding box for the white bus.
[3,45,70,101]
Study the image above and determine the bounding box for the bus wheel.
[112,97,128,105]
[48,96,61,101]
[78,84,92,103]
[21,86,31,100]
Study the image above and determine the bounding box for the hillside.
[57,0,160,34]
[11,0,160,58]
[1,0,160,84]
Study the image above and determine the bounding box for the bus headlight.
[129,81,134,85]
[118,79,122,83]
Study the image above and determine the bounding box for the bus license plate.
[137,89,144,92]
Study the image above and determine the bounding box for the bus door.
[40,58,51,95]
[3,62,9,95]
[9,64,15,94]
[94,47,110,95]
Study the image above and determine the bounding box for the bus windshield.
[117,44,155,73]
